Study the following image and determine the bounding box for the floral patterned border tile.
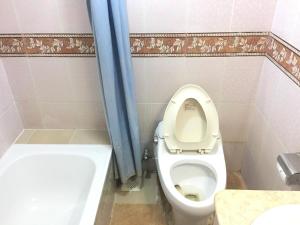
[266,33,300,85]
[0,34,95,56]
[0,32,269,57]
[129,32,269,56]
[0,32,299,85]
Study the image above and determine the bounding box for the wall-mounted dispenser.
[277,153,300,185]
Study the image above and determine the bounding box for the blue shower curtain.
[86,0,142,183]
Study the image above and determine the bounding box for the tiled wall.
[128,0,277,172]
[0,0,91,33]
[2,57,106,129]
[0,60,23,156]
[2,0,299,181]
[126,0,277,33]
[242,0,300,190]
[135,56,264,172]
[0,0,278,172]
[0,0,106,130]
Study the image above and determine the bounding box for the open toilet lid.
[163,84,219,153]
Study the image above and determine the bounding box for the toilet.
[154,84,226,225]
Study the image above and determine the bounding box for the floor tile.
[110,204,166,225]
[115,173,159,204]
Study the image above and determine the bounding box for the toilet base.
[172,208,215,225]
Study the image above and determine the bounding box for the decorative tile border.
[130,32,269,56]
[0,32,299,85]
[0,32,269,57]
[0,34,95,56]
[266,33,300,85]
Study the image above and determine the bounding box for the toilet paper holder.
[277,153,300,185]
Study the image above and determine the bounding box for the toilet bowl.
[154,84,226,225]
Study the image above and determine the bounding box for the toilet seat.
[163,84,219,153]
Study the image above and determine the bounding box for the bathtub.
[0,144,113,225]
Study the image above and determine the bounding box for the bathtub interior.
[0,155,96,225]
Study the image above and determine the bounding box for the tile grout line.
[24,129,36,144]
[68,129,77,144]
[14,129,36,144]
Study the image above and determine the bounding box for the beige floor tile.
[115,174,159,204]
[226,171,247,189]
[27,129,74,144]
[110,204,166,225]
[15,129,36,144]
[69,130,110,144]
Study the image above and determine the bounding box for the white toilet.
[154,84,227,225]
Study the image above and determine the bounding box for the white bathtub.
[0,144,112,225]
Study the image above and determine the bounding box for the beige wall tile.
[39,103,78,129]
[15,129,35,144]
[0,104,23,147]
[255,59,280,118]
[56,0,92,33]
[66,58,102,102]
[3,57,106,130]
[0,60,23,156]
[27,129,74,144]
[16,100,43,128]
[242,109,289,190]
[223,142,245,172]
[65,58,99,80]
[29,58,74,102]
[217,103,251,142]
[185,57,225,103]
[0,133,10,157]
[144,0,187,33]
[0,62,14,113]
[75,102,106,130]
[2,58,36,101]
[143,58,187,103]
[243,58,300,190]
[69,130,110,144]
[132,58,148,103]
[231,0,277,31]
[221,57,264,103]
[0,0,20,33]
[70,77,101,102]
[13,0,63,33]
[187,0,234,32]
[272,0,300,49]
[0,103,22,155]
[137,103,148,148]
[267,73,300,152]
[126,0,146,33]
[241,144,260,190]
[137,103,166,148]
[256,60,300,152]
